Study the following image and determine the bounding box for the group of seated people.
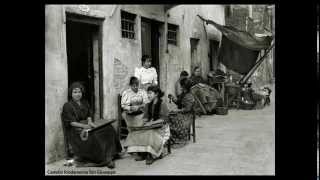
[181,66,224,115]
[61,55,198,168]
[60,54,272,169]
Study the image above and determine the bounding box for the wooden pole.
[239,43,274,85]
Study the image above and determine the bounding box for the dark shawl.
[62,100,92,129]
[143,99,168,122]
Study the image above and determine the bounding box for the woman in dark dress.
[168,78,195,147]
[61,82,122,168]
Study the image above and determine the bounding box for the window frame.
[121,10,136,39]
[167,23,179,46]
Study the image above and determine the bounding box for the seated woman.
[61,82,122,168]
[175,70,189,99]
[121,76,149,132]
[123,85,170,165]
[168,78,195,147]
[189,66,205,86]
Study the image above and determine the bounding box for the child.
[263,87,272,106]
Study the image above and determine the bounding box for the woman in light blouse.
[121,76,149,132]
[134,55,158,90]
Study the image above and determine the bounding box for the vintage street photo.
[45,4,275,175]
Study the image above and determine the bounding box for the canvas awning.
[198,15,273,76]
[164,5,178,11]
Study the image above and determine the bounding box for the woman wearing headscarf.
[61,82,122,168]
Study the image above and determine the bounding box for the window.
[167,24,178,45]
[121,11,136,39]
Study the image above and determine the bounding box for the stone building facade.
[45,4,225,163]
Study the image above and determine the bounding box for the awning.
[164,5,178,12]
[198,15,272,51]
[198,15,273,75]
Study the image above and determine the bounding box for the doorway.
[190,38,200,73]
[66,13,103,120]
[209,40,220,71]
[141,17,161,85]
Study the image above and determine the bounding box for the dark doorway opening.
[66,13,103,120]
[190,38,200,73]
[209,40,220,71]
[141,17,161,85]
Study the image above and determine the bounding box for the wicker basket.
[216,107,228,115]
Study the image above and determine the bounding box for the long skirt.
[69,124,122,164]
[123,123,170,158]
[122,112,145,132]
[168,112,193,146]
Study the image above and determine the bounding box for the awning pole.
[239,43,275,85]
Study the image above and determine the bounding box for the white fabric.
[121,88,149,111]
[134,67,158,85]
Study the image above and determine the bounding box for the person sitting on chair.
[61,82,122,168]
[123,85,171,165]
[168,78,195,147]
[175,70,189,99]
[190,66,205,86]
[121,76,149,132]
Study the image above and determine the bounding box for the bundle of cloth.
[190,83,222,115]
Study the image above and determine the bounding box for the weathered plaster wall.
[45,5,68,163]
[161,5,225,104]
[45,5,224,163]
[45,5,166,163]
[101,5,166,119]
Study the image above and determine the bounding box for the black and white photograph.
[317,3,319,179]
[45,4,276,175]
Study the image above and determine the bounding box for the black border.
[9,0,318,177]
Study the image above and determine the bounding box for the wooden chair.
[118,94,129,140]
[118,94,171,154]
[188,98,197,143]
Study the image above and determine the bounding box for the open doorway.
[209,39,220,71]
[190,38,200,73]
[141,17,161,85]
[66,13,103,120]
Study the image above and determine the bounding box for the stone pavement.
[46,86,275,175]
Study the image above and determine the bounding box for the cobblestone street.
[46,86,275,175]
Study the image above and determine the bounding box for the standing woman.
[61,82,122,168]
[168,78,195,147]
[134,55,158,91]
[123,85,170,165]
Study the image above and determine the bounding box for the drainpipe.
[165,11,169,53]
